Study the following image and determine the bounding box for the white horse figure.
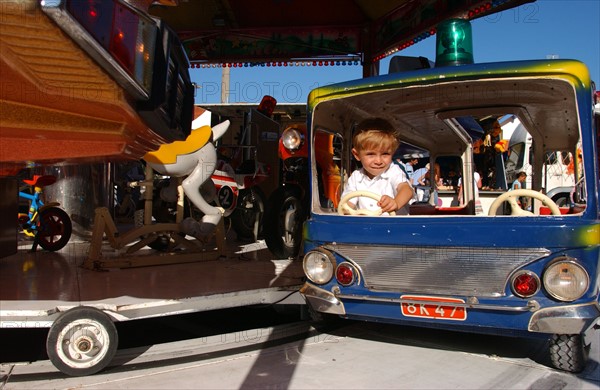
[144,111,230,236]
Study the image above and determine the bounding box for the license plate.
[400,295,467,321]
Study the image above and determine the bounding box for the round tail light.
[336,263,357,286]
[511,270,540,298]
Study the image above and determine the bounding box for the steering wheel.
[488,189,561,216]
[338,190,395,216]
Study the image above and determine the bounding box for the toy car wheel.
[264,187,305,259]
[549,333,590,373]
[37,207,72,251]
[551,193,571,208]
[231,187,266,240]
[46,307,118,377]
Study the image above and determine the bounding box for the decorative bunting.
[190,61,362,69]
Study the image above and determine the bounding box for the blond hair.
[353,118,400,152]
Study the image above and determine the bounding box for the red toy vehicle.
[264,125,340,258]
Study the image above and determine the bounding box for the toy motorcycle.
[206,146,269,240]
[264,125,340,258]
[17,175,72,251]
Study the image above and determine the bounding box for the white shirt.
[342,164,411,215]
[458,171,481,197]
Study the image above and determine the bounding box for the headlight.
[282,127,304,151]
[303,249,336,284]
[543,258,589,302]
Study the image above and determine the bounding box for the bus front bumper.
[300,283,600,334]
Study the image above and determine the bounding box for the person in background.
[404,157,419,179]
[432,162,442,206]
[411,163,430,186]
[457,170,483,214]
[411,163,431,202]
[511,170,528,209]
[341,118,414,215]
[511,171,527,190]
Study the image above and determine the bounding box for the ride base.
[0,225,304,328]
[84,207,227,270]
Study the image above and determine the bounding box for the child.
[511,170,528,209]
[511,170,527,190]
[411,163,431,202]
[341,118,414,215]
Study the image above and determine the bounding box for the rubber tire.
[37,207,72,251]
[231,187,266,240]
[551,193,571,208]
[264,187,305,259]
[304,302,342,332]
[46,307,118,377]
[549,334,589,373]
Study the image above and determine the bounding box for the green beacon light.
[435,18,474,67]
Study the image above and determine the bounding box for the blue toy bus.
[300,55,599,373]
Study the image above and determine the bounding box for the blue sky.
[191,0,600,105]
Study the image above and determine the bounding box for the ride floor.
[0,225,305,324]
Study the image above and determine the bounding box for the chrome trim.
[300,283,346,315]
[334,292,538,312]
[327,244,550,297]
[41,0,154,100]
[528,302,600,334]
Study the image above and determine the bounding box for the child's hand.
[377,195,397,213]
[342,201,357,214]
